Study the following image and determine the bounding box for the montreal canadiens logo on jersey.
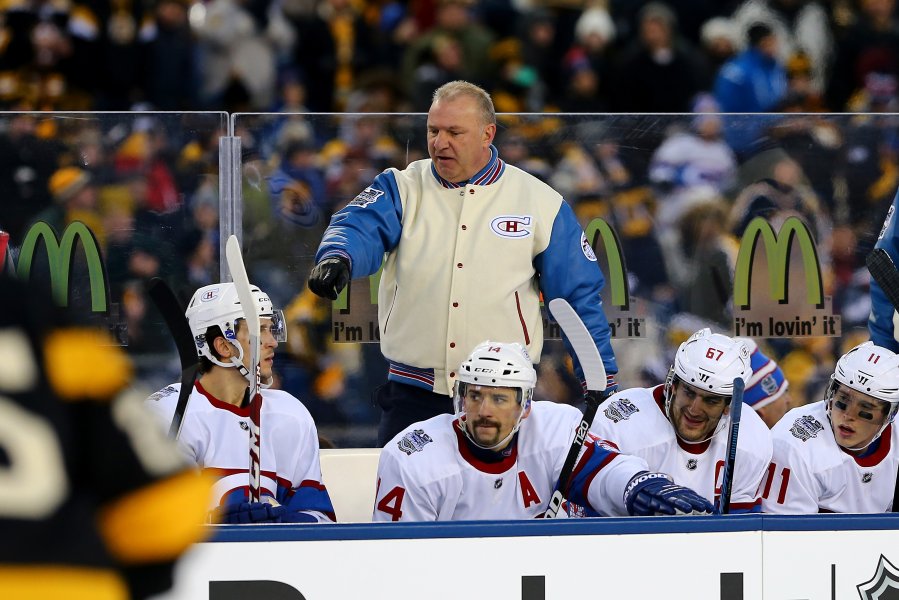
[490,215,532,238]
[603,398,638,423]
[349,187,384,208]
[790,415,824,442]
[398,429,433,455]
[581,232,597,261]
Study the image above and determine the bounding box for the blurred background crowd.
[2,0,899,445]
[5,0,899,116]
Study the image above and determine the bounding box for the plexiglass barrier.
[1,110,888,447]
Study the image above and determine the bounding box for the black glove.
[623,471,714,516]
[308,257,350,300]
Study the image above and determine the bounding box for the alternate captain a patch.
[398,429,433,455]
[349,187,384,208]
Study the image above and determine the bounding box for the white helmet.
[664,329,752,440]
[185,283,285,371]
[453,341,536,449]
[826,341,899,447]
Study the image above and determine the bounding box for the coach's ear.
[483,121,496,146]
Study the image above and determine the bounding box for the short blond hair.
[432,80,496,126]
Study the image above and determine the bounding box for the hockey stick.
[225,235,263,503]
[544,298,608,518]
[866,248,899,512]
[716,376,744,515]
[147,278,200,439]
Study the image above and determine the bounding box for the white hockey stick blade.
[225,235,261,381]
[548,298,606,392]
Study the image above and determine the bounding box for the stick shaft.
[544,298,608,518]
[717,377,744,515]
[225,236,263,502]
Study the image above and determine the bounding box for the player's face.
[427,95,495,183]
[236,317,279,380]
[829,385,890,452]
[670,381,730,442]
[462,384,523,449]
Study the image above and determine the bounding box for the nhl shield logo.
[686,458,698,471]
[863,473,873,484]
[857,555,899,599]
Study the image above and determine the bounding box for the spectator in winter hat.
[738,338,792,428]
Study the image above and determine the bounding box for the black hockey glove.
[308,257,350,300]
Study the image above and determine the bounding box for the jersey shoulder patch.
[349,186,384,208]
[147,385,178,403]
[397,428,434,455]
[789,415,824,442]
[602,397,639,423]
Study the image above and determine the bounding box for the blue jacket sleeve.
[713,62,747,113]
[535,201,618,389]
[870,190,899,352]
[314,170,404,277]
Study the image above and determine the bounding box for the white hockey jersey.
[762,401,899,514]
[145,381,335,522]
[373,401,649,521]
[590,385,772,512]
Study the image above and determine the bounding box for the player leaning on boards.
[308,79,618,446]
[591,329,772,513]
[373,341,712,521]
[762,342,899,513]
[145,282,336,524]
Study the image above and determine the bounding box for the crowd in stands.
[2,0,899,116]
[3,0,899,445]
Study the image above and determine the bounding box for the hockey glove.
[624,471,714,516]
[213,501,286,524]
[308,257,350,300]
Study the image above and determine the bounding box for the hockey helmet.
[185,282,285,369]
[453,341,536,449]
[664,328,751,440]
[826,341,899,445]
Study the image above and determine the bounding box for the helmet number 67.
[706,348,724,360]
